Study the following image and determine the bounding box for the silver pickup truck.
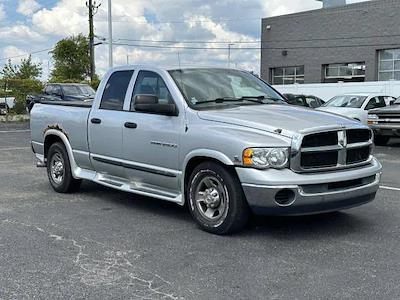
[31,65,382,234]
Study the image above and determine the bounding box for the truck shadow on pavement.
[78,181,374,238]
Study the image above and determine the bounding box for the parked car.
[0,102,8,115]
[317,93,396,124]
[26,83,95,112]
[283,93,325,108]
[30,66,382,234]
[368,96,400,145]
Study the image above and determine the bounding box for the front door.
[88,70,134,178]
[122,70,183,192]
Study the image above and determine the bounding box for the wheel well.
[184,156,235,191]
[44,135,63,159]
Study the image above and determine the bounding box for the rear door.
[88,69,134,178]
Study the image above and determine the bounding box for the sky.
[0,0,370,80]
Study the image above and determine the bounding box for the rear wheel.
[47,142,81,193]
[374,135,390,146]
[187,161,249,235]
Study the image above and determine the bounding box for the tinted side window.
[365,96,386,110]
[53,85,62,96]
[100,70,134,111]
[131,71,173,111]
[44,85,53,94]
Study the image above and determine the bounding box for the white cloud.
[17,0,41,16]
[0,25,44,43]
[1,46,28,64]
[0,3,5,21]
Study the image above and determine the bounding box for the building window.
[271,66,304,85]
[323,63,365,83]
[378,49,400,81]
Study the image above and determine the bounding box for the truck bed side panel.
[30,103,92,170]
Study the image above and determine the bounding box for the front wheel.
[47,142,81,193]
[187,162,249,235]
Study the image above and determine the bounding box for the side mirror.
[134,94,178,116]
[390,100,395,105]
[309,100,318,108]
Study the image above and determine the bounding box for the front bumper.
[236,157,382,215]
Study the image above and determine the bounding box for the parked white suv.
[317,93,395,124]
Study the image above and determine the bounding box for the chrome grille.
[376,114,400,126]
[291,128,372,172]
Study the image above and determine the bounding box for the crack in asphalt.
[1,219,182,299]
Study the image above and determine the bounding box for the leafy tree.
[50,34,90,82]
[1,55,42,80]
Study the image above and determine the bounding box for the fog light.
[274,189,295,206]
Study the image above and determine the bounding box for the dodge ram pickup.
[30,66,382,234]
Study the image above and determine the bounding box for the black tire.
[374,135,390,146]
[47,142,81,193]
[187,161,249,235]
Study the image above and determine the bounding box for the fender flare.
[180,149,235,203]
[44,129,81,179]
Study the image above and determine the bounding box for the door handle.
[91,118,102,124]
[124,122,137,129]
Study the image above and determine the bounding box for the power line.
[98,16,262,24]
[108,42,400,50]
[116,38,261,44]
[0,48,53,62]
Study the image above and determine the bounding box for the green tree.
[1,55,42,80]
[50,34,90,82]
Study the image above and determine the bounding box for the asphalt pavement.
[0,122,400,299]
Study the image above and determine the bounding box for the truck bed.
[30,102,92,170]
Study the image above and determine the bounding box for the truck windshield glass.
[169,68,285,109]
[323,95,367,108]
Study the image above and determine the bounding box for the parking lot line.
[0,147,30,151]
[0,130,31,133]
[380,185,400,192]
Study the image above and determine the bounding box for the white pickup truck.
[31,65,382,234]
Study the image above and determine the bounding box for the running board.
[95,173,183,205]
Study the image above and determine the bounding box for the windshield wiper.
[194,96,283,105]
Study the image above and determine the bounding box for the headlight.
[243,147,289,169]
[367,114,378,125]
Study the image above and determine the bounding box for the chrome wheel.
[194,175,228,222]
[50,152,65,185]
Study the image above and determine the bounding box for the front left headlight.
[243,147,289,169]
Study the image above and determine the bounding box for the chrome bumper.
[236,157,382,215]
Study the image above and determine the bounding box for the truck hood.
[369,104,400,114]
[197,104,358,138]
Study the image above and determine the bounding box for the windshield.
[395,97,400,104]
[62,85,95,97]
[323,95,367,108]
[168,68,285,109]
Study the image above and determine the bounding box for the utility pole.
[108,0,113,68]
[86,0,101,82]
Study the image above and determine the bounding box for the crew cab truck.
[31,66,382,234]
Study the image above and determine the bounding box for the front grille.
[302,131,338,147]
[291,128,372,172]
[346,146,370,164]
[301,151,338,168]
[376,114,400,125]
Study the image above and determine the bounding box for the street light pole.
[108,0,113,68]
